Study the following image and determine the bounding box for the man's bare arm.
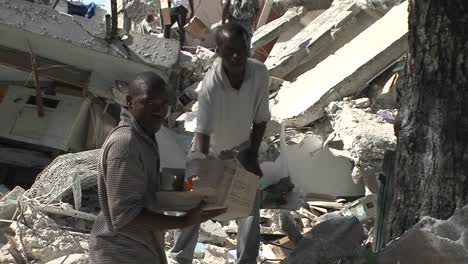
[189,0,195,19]
[249,121,267,154]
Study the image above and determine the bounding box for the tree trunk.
[386,0,468,242]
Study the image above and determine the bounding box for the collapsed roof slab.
[251,7,305,52]
[271,1,408,127]
[0,0,179,99]
[265,0,399,79]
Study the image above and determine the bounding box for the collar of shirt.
[218,59,252,92]
[119,107,158,150]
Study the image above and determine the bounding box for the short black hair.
[128,71,166,97]
[215,23,248,49]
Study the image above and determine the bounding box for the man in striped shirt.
[89,72,225,264]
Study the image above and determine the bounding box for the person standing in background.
[222,0,260,54]
[137,13,161,35]
[163,0,194,46]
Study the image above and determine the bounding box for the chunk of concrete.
[199,220,228,246]
[202,244,229,264]
[125,33,180,69]
[377,205,468,264]
[325,100,396,191]
[271,1,408,127]
[260,209,303,235]
[283,215,366,264]
[10,207,88,263]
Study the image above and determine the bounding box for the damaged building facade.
[0,0,466,263]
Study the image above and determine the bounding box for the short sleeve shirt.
[195,58,271,154]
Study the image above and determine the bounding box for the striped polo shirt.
[89,108,166,264]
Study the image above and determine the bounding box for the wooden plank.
[0,45,90,90]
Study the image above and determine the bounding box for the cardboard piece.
[184,16,209,39]
[156,159,258,221]
[160,0,171,26]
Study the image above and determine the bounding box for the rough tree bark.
[386,0,468,242]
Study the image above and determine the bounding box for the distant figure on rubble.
[222,0,260,54]
[169,23,270,264]
[138,13,161,35]
[88,72,225,264]
[163,0,195,46]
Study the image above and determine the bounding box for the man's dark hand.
[184,202,227,226]
[239,150,263,177]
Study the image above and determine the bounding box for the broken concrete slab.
[267,0,403,80]
[271,1,408,127]
[325,99,397,192]
[283,215,366,264]
[124,33,180,69]
[251,7,305,52]
[377,205,468,264]
[199,220,228,246]
[9,207,88,263]
[202,244,229,264]
[179,47,216,85]
[266,0,363,79]
[0,0,179,100]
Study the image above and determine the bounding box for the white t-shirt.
[171,0,190,11]
[195,58,271,154]
[137,19,152,34]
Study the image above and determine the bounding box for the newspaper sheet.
[155,159,258,221]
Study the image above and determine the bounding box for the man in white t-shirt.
[168,23,270,264]
[137,13,161,35]
[163,0,194,46]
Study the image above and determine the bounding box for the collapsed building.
[1,0,466,263]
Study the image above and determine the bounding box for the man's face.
[127,85,169,135]
[218,34,248,75]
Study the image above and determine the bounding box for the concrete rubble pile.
[325,98,397,193]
